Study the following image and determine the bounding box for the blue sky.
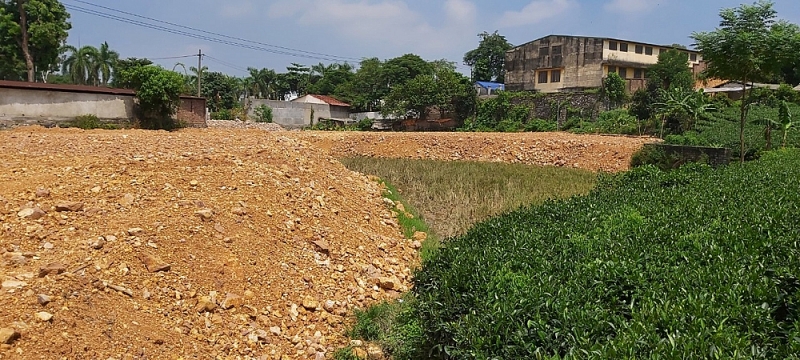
[65,0,800,76]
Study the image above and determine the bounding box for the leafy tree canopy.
[691,0,797,162]
[463,31,513,83]
[115,65,184,130]
[647,49,694,91]
[0,0,71,81]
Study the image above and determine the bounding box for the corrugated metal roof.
[302,94,351,107]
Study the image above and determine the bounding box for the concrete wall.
[248,99,332,128]
[505,35,606,92]
[0,86,207,129]
[506,36,703,93]
[0,87,134,127]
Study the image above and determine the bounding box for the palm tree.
[93,42,119,86]
[61,45,99,85]
[189,65,208,94]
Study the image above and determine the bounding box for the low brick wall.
[649,144,731,167]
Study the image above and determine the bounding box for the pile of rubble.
[0,127,416,359]
[207,120,286,132]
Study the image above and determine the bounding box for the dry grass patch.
[341,157,597,239]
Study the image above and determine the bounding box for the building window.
[620,43,629,52]
[619,67,628,79]
[690,53,698,61]
[551,70,561,83]
[608,66,617,74]
[551,45,562,56]
[633,69,643,79]
[538,71,548,84]
[609,41,618,50]
[660,48,668,54]
[539,47,549,56]
[645,46,653,55]
[635,45,643,54]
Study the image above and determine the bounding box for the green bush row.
[410,150,800,359]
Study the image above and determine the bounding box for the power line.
[204,55,249,73]
[66,0,361,62]
[63,4,348,62]
[147,54,198,60]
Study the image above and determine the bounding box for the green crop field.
[410,149,800,359]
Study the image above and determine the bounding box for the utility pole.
[197,49,203,97]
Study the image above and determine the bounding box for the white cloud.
[604,0,655,14]
[498,0,576,28]
[267,0,478,57]
[220,1,256,19]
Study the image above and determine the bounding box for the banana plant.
[778,100,795,148]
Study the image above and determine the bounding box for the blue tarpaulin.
[474,81,505,91]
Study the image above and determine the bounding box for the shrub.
[254,104,273,123]
[496,119,522,132]
[115,65,184,130]
[71,114,118,130]
[524,118,557,132]
[663,131,708,146]
[411,150,800,359]
[355,118,374,131]
[211,109,233,120]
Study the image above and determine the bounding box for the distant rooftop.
[509,34,700,53]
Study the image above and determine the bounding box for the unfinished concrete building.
[505,35,703,93]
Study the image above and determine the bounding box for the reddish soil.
[0,127,416,359]
[294,131,657,172]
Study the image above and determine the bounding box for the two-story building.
[504,35,703,93]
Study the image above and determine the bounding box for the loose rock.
[139,253,171,273]
[55,202,84,212]
[194,209,214,222]
[17,207,46,220]
[0,328,20,345]
[37,294,51,306]
[38,262,67,278]
[220,293,242,310]
[35,312,53,322]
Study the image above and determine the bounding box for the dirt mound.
[294,132,657,172]
[0,127,415,359]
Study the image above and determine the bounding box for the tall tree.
[463,31,513,83]
[0,0,71,82]
[285,63,310,96]
[692,0,791,162]
[383,65,476,123]
[61,45,98,85]
[94,42,119,86]
[112,57,152,88]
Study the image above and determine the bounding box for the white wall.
[0,88,135,127]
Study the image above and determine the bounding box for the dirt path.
[0,127,416,359]
[293,131,657,172]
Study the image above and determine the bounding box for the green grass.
[341,157,598,239]
[379,180,440,260]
